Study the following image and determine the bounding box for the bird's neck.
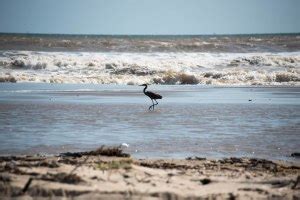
[143,85,147,93]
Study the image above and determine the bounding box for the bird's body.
[144,91,162,100]
[140,84,162,110]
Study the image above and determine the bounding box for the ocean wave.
[1,34,299,52]
[0,51,299,85]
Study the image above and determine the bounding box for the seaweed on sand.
[186,156,206,161]
[60,146,130,158]
[191,178,212,185]
[40,172,84,184]
[83,146,130,157]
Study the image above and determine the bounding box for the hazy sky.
[0,0,299,35]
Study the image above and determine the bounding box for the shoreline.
[1,144,299,166]
[0,147,299,199]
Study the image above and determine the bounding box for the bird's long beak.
[138,84,143,86]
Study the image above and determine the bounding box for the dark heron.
[139,84,162,110]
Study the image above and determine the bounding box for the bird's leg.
[151,99,155,110]
[152,99,158,110]
[148,99,153,110]
[149,99,155,111]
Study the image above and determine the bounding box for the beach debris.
[59,146,130,158]
[40,173,84,184]
[186,156,206,161]
[84,146,130,157]
[123,174,130,179]
[220,157,243,164]
[90,176,98,180]
[200,178,211,185]
[59,152,82,158]
[22,178,33,193]
[191,178,212,185]
[291,152,300,157]
[248,158,278,172]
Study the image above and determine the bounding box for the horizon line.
[0,32,299,37]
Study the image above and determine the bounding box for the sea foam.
[0,51,299,85]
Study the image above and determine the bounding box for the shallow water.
[0,83,299,162]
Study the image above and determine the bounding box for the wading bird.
[139,84,162,110]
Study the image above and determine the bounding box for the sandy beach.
[0,147,299,199]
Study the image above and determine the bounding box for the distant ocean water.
[0,33,299,85]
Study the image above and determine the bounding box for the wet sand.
[0,147,299,199]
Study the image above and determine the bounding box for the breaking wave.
[0,51,299,85]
